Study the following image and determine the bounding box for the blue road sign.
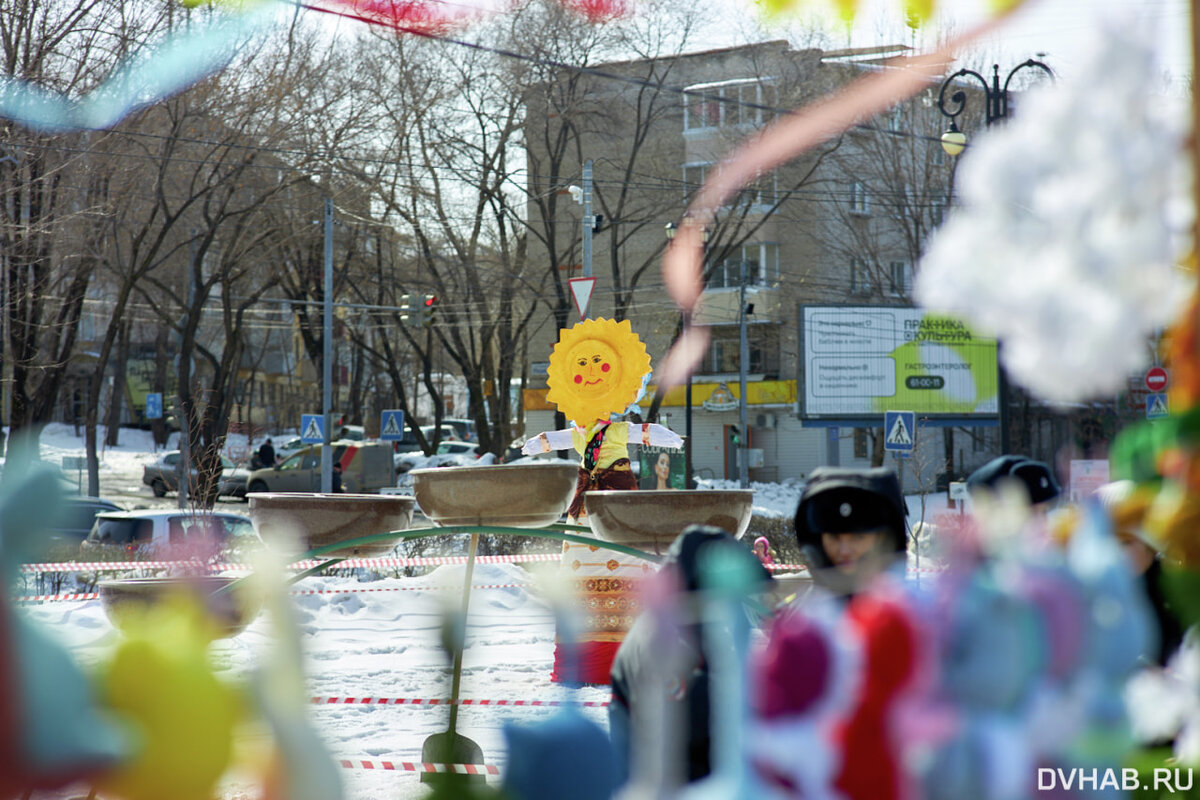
[301,414,325,443]
[1146,392,1169,421]
[145,392,163,420]
[884,410,916,453]
[380,409,405,441]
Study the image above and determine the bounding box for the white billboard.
[799,306,998,419]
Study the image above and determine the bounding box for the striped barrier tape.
[15,584,536,605]
[19,555,945,575]
[313,696,608,708]
[339,758,500,776]
[19,552,563,574]
[16,592,100,603]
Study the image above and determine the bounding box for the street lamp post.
[936,59,1053,455]
[664,221,707,489]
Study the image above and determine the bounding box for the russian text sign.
[799,306,998,419]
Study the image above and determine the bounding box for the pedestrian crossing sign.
[380,409,405,441]
[884,410,915,453]
[301,414,325,443]
[1146,392,1168,421]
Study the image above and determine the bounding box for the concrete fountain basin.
[98,575,262,639]
[411,462,580,528]
[584,489,755,552]
[247,492,415,556]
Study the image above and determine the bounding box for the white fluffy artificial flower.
[916,19,1192,403]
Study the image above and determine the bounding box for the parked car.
[142,451,252,500]
[245,441,395,494]
[48,496,123,548]
[437,441,479,456]
[441,418,477,442]
[276,424,367,460]
[392,423,458,456]
[79,509,260,558]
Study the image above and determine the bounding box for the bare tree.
[0,0,165,466]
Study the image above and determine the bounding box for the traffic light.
[421,294,438,327]
[399,293,414,327]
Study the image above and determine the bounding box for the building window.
[683,163,710,198]
[711,242,779,288]
[887,261,911,296]
[853,428,869,459]
[702,324,780,377]
[930,197,945,226]
[684,79,777,131]
[688,163,776,209]
[850,258,872,295]
[849,181,869,215]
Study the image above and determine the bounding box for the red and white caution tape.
[766,563,945,574]
[20,552,562,574]
[14,592,100,603]
[19,559,218,573]
[291,583,533,596]
[288,553,562,570]
[313,696,608,708]
[15,583,536,605]
[338,758,500,776]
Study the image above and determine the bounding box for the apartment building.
[521,39,999,487]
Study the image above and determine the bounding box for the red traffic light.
[423,295,437,307]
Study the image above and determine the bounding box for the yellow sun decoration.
[545,318,652,425]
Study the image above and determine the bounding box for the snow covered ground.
[17,422,956,798]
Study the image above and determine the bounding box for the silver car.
[141,451,252,500]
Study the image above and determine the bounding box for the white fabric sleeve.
[521,428,575,455]
[643,423,684,449]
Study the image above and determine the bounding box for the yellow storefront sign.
[523,380,796,411]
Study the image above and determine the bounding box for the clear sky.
[711,0,1191,89]
[935,0,1189,83]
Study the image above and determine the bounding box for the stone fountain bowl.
[411,462,580,528]
[247,492,415,556]
[98,575,262,639]
[584,490,755,550]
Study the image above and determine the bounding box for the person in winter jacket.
[793,466,908,596]
[608,525,770,788]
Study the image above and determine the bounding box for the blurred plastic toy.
[94,596,241,800]
[0,466,131,796]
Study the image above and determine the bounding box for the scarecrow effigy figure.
[522,317,682,519]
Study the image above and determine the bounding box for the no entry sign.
[1145,366,1169,393]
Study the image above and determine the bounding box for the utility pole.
[738,261,750,489]
[582,160,593,283]
[178,234,196,509]
[321,196,333,493]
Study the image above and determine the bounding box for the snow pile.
[696,477,804,519]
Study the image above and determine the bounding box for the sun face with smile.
[570,340,620,390]
[546,318,651,424]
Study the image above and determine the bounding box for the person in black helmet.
[793,466,908,595]
[966,454,1060,510]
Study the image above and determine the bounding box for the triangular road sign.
[887,415,912,446]
[569,277,596,321]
